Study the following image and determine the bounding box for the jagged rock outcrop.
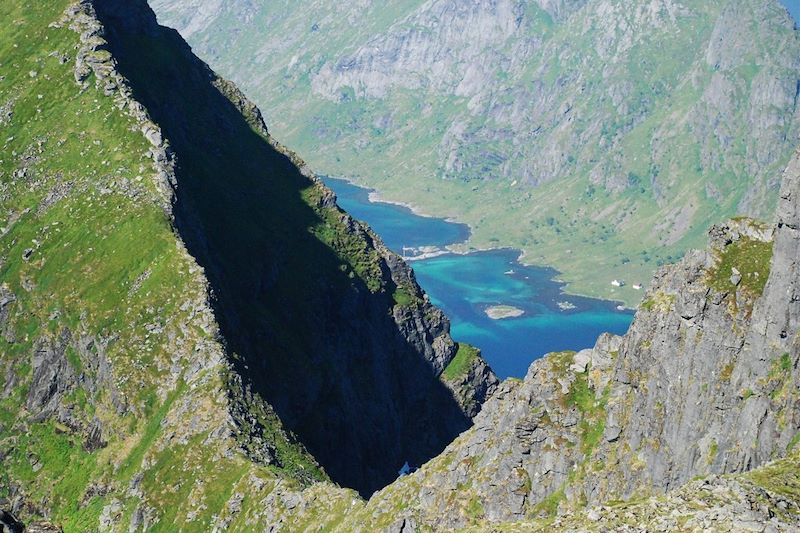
[442,348,499,418]
[65,1,178,216]
[354,148,800,529]
[2,4,496,530]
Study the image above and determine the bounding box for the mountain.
[353,143,800,528]
[150,0,800,306]
[2,0,800,532]
[332,148,800,531]
[0,0,496,528]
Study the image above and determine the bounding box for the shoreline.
[366,189,468,229]
[403,250,450,261]
[329,175,472,231]
[325,175,638,311]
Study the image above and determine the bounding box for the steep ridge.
[0,0,496,528]
[341,149,800,529]
[150,0,800,305]
[89,0,498,497]
[3,1,800,531]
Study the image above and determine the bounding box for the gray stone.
[729,267,742,286]
[570,350,592,373]
[26,330,76,421]
[355,148,800,529]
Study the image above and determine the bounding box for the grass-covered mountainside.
[2,1,799,532]
[150,0,800,306]
[0,0,497,529]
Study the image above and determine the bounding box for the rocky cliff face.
[151,0,800,305]
[348,148,800,529]
[89,0,498,496]
[0,0,496,528]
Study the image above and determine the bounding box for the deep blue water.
[781,0,799,25]
[327,177,470,250]
[324,177,634,379]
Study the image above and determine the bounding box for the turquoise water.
[781,0,799,25]
[325,177,634,379]
[328,177,470,250]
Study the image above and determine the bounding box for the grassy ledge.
[442,343,480,381]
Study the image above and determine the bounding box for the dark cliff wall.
[89,0,496,497]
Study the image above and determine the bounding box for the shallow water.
[325,177,634,379]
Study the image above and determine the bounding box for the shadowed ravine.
[93,0,472,497]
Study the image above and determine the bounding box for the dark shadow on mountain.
[93,0,470,496]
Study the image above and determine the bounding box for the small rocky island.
[484,305,525,319]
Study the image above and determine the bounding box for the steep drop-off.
[0,0,496,528]
[88,0,499,497]
[347,148,800,529]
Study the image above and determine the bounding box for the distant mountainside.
[151,0,800,305]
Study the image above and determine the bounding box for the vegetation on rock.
[0,0,495,528]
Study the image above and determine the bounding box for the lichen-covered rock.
[0,285,16,343]
[26,330,77,421]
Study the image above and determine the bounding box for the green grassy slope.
[0,0,490,528]
[0,1,370,529]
